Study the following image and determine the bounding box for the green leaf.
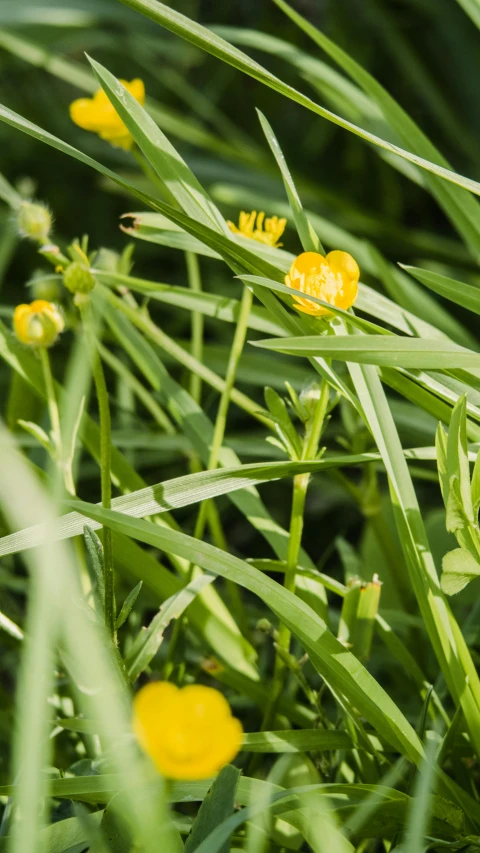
[252,334,480,370]
[100,802,131,853]
[125,574,215,681]
[264,386,302,458]
[99,304,330,619]
[66,497,426,766]
[115,581,143,630]
[51,717,99,735]
[0,775,469,841]
[95,269,285,337]
[83,525,105,607]
[447,396,474,524]
[471,447,480,514]
[16,419,53,453]
[184,765,239,853]
[88,56,227,235]
[239,274,384,335]
[330,321,480,762]
[272,0,480,259]
[242,729,353,753]
[0,103,165,215]
[401,264,480,317]
[117,0,480,202]
[0,168,22,208]
[120,211,222,258]
[0,813,104,853]
[455,0,480,31]
[0,454,411,557]
[441,548,480,596]
[256,110,322,253]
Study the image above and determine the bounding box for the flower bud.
[17,201,52,244]
[13,300,64,348]
[94,247,120,272]
[63,261,95,295]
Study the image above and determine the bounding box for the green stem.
[39,347,75,495]
[100,285,268,426]
[261,379,330,733]
[39,346,61,451]
[98,342,176,436]
[185,252,203,405]
[165,286,253,677]
[79,299,116,642]
[191,285,253,547]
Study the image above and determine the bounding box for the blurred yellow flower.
[69,79,145,150]
[133,682,243,780]
[227,211,286,248]
[285,250,359,316]
[13,300,64,348]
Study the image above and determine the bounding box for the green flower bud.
[17,201,52,244]
[94,247,120,272]
[63,261,96,295]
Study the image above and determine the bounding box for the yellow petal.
[133,682,243,781]
[325,250,360,285]
[123,78,146,105]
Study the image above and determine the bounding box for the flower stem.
[39,346,75,495]
[260,379,330,733]
[185,252,203,405]
[190,284,253,549]
[79,299,116,641]
[39,346,61,451]
[164,286,253,678]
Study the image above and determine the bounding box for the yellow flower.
[13,300,64,348]
[227,211,287,248]
[69,79,145,150]
[285,250,359,316]
[133,682,243,780]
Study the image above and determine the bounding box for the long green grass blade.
[118,0,480,200]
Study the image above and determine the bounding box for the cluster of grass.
[2,0,480,851]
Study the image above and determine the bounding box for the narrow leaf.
[252,334,480,369]
[184,765,239,853]
[115,581,143,630]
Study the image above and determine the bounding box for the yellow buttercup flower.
[285,250,359,316]
[133,682,243,780]
[69,79,145,150]
[227,211,287,248]
[13,300,64,348]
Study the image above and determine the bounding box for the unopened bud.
[63,261,95,295]
[94,247,120,272]
[17,201,52,244]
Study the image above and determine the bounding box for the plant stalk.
[261,379,330,732]
[39,347,75,495]
[79,299,116,642]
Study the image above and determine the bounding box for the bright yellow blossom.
[69,79,145,150]
[13,300,64,348]
[227,211,287,248]
[133,682,243,780]
[285,250,359,316]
